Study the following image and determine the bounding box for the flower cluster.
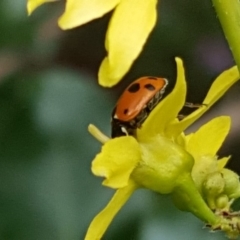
[27,0,158,87]
[86,58,240,239]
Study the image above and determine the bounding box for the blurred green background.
[1,0,240,239]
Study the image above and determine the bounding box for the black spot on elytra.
[148,77,158,80]
[144,83,155,91]
[123,109,129,115]
[128,83,140,93]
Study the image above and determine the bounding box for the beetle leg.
[184,102,208,108]
[178,102,207,120]
[177,114,185,120]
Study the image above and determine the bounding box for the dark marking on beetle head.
[128,83,140,93]
[123,109,129,115]
[144,83,155,91]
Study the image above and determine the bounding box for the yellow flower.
[27,0,158,87]
[86,58,240,239]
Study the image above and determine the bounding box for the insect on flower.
[111,76,168,138]
[111,76,205,138]
[86,58,240,240]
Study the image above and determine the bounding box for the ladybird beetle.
[111,76,168,138]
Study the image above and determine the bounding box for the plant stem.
[172,173,219,225]
[212,0,240,72]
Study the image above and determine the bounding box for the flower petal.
[85,179,138,240]
[218,156,231,170]
[186,116,231,160]
[27,0,57,15]
[167,66,239,137]
[92,136,141,188]
[138,57,186,141]
[58,0,120,29]
[98,0,158,87]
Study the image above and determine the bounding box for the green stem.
[172,173,219,225]
[212,0,240,72]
